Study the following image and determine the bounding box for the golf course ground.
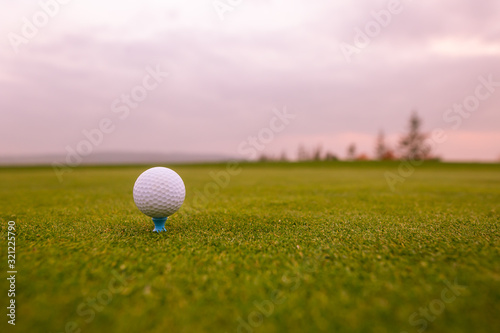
[1,161,499,333]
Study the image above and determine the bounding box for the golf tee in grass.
[152,217,168,232]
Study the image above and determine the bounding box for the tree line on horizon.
[258,112,440,162]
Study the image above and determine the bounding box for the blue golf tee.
[152,217,168,232]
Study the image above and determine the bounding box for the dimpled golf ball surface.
[133,167,186,218]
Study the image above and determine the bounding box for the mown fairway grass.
[1,162,499,333]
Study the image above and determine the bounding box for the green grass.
[1,161,499,333]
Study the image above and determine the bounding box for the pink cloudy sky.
[1,0,499,161]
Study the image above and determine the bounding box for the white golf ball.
[133,167,186,218]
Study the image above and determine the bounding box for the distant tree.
[279,150,288,162]
[375,130,396,160]
[398,112,431,160]
[346,143,356,161]
[258,153,271,162]
[312,145,323,161]
[375,130,388,160]
[381,149,396,160]
[297,144,310,161]
[356,153,369,161]
[324,151,338,161]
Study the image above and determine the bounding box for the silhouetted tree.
[375,130,388,160]
[279,150,288,162]
[312,145,323,161]
[398,112,431,160]
[375,130,396,160]
[382,149,396,160]
[356,153,369,161]
[258,153,271,162]
[346,143,356,161]
[324,151,338,161]
[297,144,310,161]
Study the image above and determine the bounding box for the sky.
[1,0,499,162]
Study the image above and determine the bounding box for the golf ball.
[133,167,186,218]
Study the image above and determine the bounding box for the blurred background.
[1,0,499,165]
